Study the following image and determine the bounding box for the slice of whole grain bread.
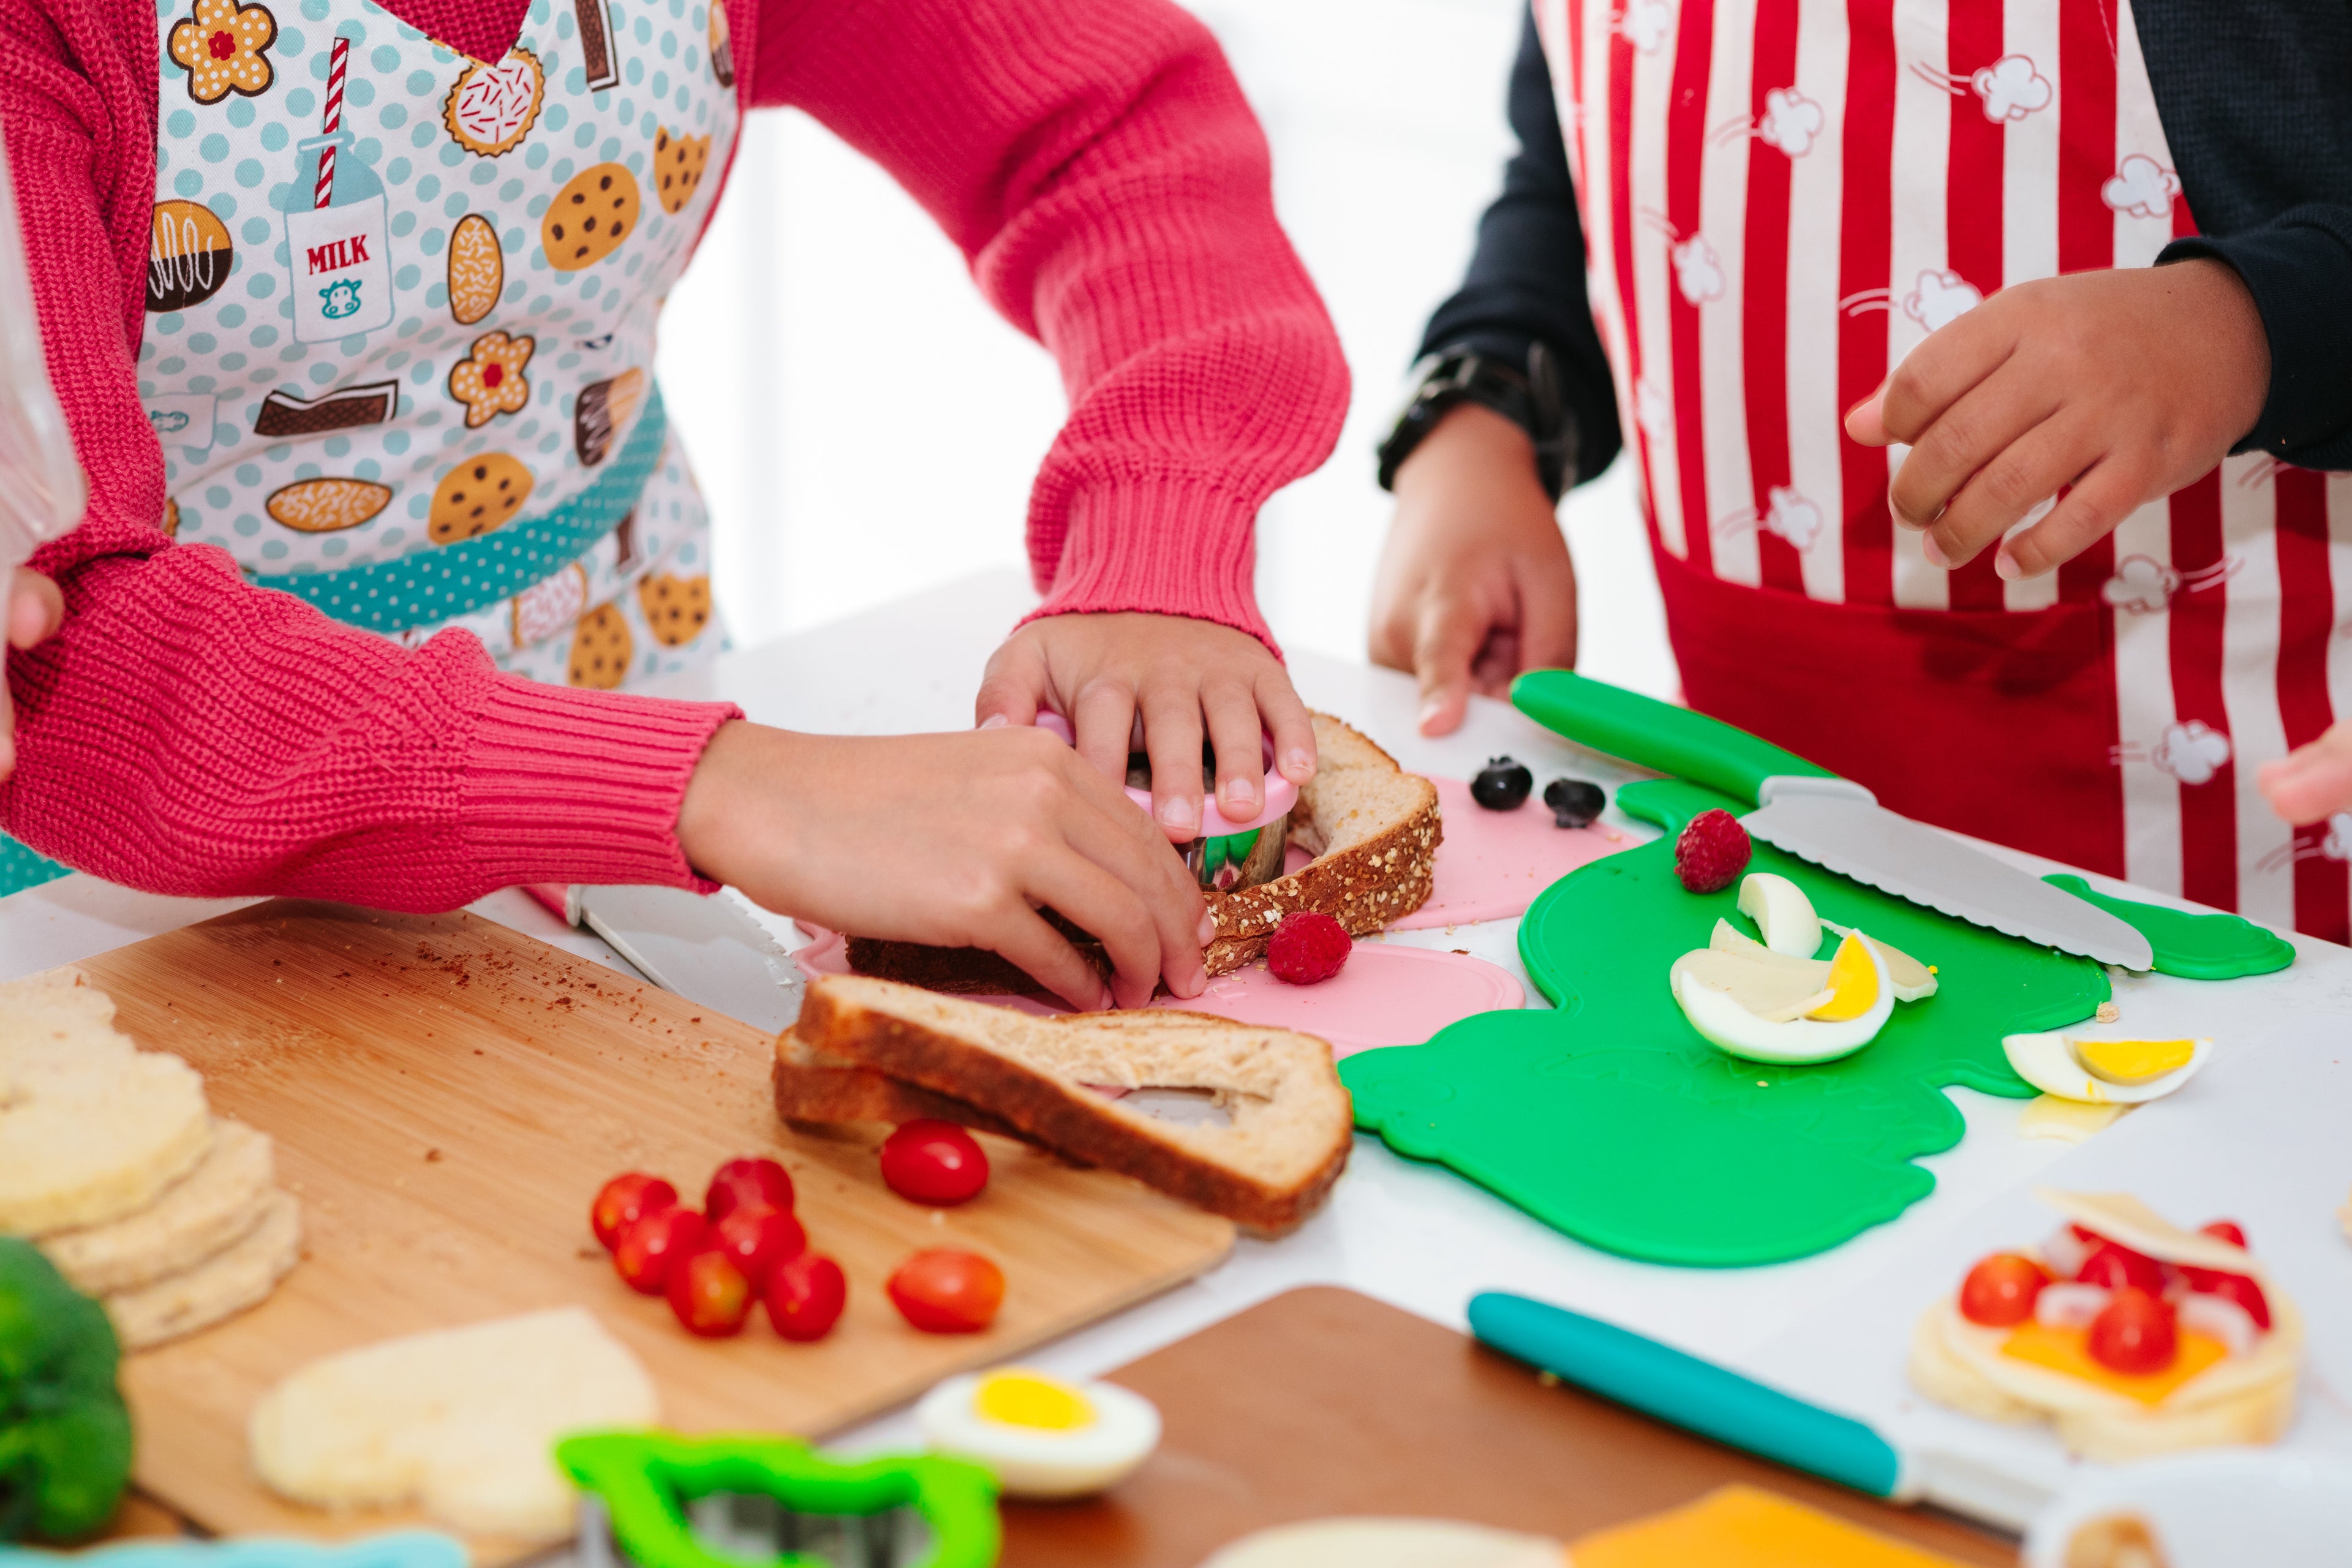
[843,712,1441,993]
[783,975,1352,1235]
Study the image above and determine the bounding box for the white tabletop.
[10,568,2349,1465]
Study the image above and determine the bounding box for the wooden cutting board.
[1002,1286,2015,1566]
[75,900,1233,1561]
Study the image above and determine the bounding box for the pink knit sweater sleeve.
[0,0,734,908]
[748,0,1350,650]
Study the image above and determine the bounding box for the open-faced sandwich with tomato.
[1908,1189,2302,1461]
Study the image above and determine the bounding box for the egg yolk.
[974,1372,1096,1431]
[2073,1038,2196,1084]
[1806,933,1879,1022]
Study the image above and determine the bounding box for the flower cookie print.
[167,0,276,104]
[444,50,546,159]
[283,36,391,342]
[448,332,534,428]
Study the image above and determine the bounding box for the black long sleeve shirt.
[1419,3,2352,484]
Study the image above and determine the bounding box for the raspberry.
[1674,808,1751,893]
[1267,910,1351,985]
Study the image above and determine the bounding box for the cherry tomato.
[878,1120,991,1207]
[2199,1219,2248,1250]
[763,1252,848,1343]
[613,1206,707,1295]
[2076,1240,2167,1296]
[886,1249,1005,1334]
[591,1173,678,1252]
[712,1204,807,1286]
[1958,1253,2049,1327]
[666,1245,754,1338]
[2087,1287,2178,1376]
[2182,1267,2272,1331]
[706,1157,795,1221]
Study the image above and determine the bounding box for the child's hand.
[2259,723,2352,829]
[1370,402,1575,736]
[675,720,1209,1011]
[1845,259,2270,579]
[0,568,64,783]
[974,612,1316,845]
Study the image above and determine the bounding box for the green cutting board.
[1341,778,2111,1266]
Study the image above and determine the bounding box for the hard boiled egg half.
[915,1367,1159,1499]
[1675,928,1894,1065]
[2000,1032,2211,1104]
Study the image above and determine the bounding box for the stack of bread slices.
[778,974,1355,1237]
[2,968,301,1348]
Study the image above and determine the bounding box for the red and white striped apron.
[1542,0,2352,942]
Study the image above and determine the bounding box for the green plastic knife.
[1512,669,2154,970]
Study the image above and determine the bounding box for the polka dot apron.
[141,0,739,688]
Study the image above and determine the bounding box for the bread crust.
[771,1036,1035,1142]
[844,714,1441,993]
[788,980,1349,1236]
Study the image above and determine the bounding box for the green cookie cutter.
[1342,777,2111,1266]
[2041,873,2295,980]
[557,1431,1000,1568]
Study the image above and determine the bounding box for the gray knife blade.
[1746,776,2155,971]
[567,883,807,1032]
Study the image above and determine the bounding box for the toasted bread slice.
[772,1032,1033,1142]
[845,713,1441,993]
[106,1186,302,1351]
[788,975,1351,1235]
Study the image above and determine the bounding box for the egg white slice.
[1675,935,1894,1065]
[2001,1033,2212,1104]
[915,1370,1161,1500]
[1735,872,1822,958]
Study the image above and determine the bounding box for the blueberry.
[1544,777,1605,829]
[1470,756,1535,811]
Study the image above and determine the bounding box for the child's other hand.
[675,722,1209,1012]
[0,568,64,783]
[2259,722,2352,829]
[1845,259,2270,580]
[974,612,1316,846]
[1370,402,1575,736]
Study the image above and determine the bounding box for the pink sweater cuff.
[459,676,738,892]
[1023,475,1280,657]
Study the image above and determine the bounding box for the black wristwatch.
[1376,341,1577,501]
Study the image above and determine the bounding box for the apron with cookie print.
[0,0,744,895]
[1544,0,2352,942]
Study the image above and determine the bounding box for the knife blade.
[1511,669,2154,970]
[565,883,807,1033]
[1468,1292,2053,1531]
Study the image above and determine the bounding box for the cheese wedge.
[0,968,210,1235]
[250,1307,659,1541]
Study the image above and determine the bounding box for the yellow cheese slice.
[1567,1485,1970,1568]
[1998,1321,2230,1407]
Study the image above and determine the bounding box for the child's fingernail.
[1994,550,2021,582]
[1283,747,1314,779]
[978,713,1008,729]
[1417,698,1446,729]
[1222,780,1258,815]
[1158,795,1196,835]
[1198,908,1219,944]
[1920,533,1950,569]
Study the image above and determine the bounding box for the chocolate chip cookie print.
[146,0,739,688]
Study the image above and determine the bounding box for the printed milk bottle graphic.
[285,127,393,343]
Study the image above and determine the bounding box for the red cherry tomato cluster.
[593,1157,844,1342]
[1956,1215,2269,1376]
[590,1128,1010,1344]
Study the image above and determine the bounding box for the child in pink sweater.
[0,0,1348,1010]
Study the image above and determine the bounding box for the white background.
[652,0,1678,701]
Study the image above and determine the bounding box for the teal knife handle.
[1468,1292,1902,1499]
[1510,669,1833,807]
